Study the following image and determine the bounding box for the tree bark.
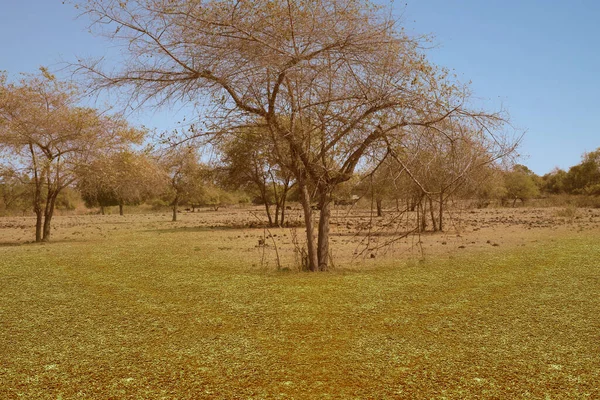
[42,192,58,242]
[298,180,318,271]
[409,195,417,212]
[172,197,178,222]
[119,203,124,216]
[429,195,437,231]
[271,177,281,227]
[317,191,332,271]
[274,202,280,227]
[35,208,43,243]
[264,202,273,226]
[416,199,421,232]
[376,198,383,217]
[420,199,427,232]
[30,144,43,242]
[438,191,444,232]
[280,185,289,226]
[33,184,43,242]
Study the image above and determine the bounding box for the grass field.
[1,210,599,399]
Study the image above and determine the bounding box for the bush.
[535,194,600,208]
[555,205,579,223]
[56,187,82,211]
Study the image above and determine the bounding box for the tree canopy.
[78,150,166,215]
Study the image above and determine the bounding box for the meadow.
[1,207,599,399]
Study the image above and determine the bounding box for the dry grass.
[1,208,599,398]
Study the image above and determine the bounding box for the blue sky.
[400,0,600,174]
[1,1,598,175]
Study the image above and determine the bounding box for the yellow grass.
[1,208,599,398]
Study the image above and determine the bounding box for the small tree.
[403,125,500,231]
[564,149,600,195]
[503,165,540,206]
[541,168,567,195]
[0,168,32,216]
[219,126,293,226]
[78,150,166,215]
[0,69,143,241]
[157,144,206,221]
[191,182,235,211]
[356,159,399,218]
[469,164,507,208]
[331,175,361,207]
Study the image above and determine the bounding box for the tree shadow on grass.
[147,225,245,234]
[0,242,24,247]
[147,222,299,234]
[0,239,90,247]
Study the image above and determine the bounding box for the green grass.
[1,228,599,399]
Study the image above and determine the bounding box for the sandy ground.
[2,205,599,268]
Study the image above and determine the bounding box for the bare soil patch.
[1,206,598,268]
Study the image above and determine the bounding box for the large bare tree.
[75,0,511,270]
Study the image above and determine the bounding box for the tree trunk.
[172,197,178,222]
[280,195,287,226]
[100,205,105,215]
[30,144,43,242]
[119,203,124,216]
[272,178,281,227]
[33,184,43,242]
[420,199,427,232]
[438,191,444,232]
[317,192,332,271]
[264,202,273,226]
[409,195,417,212]
[429,196,437,231]
[279,181,290,226]
[376,198,383,217]
[42,210,53,242]
[35,208,43,243]
[42,193,58,242]
[274,202,280,227]
[416,199,421,232]
[298,180,318,271]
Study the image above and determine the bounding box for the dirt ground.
[2,205,599,269]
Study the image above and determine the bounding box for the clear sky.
[1,0,598,175]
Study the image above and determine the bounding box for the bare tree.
[75,0,511,270]
[157,144,206,221]
[388,120,510,231]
